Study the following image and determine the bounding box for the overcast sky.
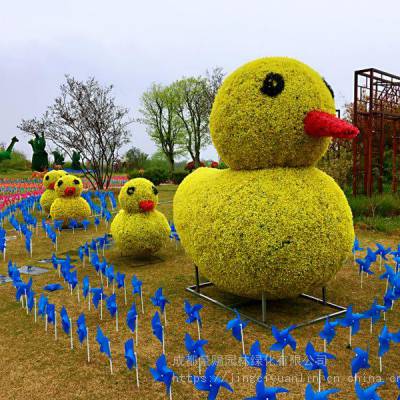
[0,0,398,160]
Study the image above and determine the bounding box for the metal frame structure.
[353,68,400,196]
[186,266,347,330]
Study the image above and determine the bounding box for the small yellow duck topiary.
[50,175,91,224]
[110,178,170,257]
[39,170,67,214]
[174,57,359,300]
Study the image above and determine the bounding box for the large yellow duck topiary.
[50,175,91,224]
[39,170,67,214]
[173,57,359,300]
[110,178,170,257]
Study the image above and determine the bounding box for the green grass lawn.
[0,183,399,399]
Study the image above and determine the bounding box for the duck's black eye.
[323,78,334,98]
[260,73,285,97]
[45,175,49,180]
[152,186,158,195]
[127,186,135,195]
[57,180,63,187]
[73,179,79,185]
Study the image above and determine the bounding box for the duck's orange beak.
[49,182,55,190]
[304,110,359,139]
[139,200,155,212]
[64,187,76,197]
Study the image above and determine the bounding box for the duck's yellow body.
[40,190,58,214]
[40,170,67,213]
[111,210,170,257]
[174,167,354,299]
[50,197,91,222]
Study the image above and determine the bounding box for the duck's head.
[43,170,67,190]
[55,175,83,198]
[119,178,159,214]
[210,57,358,169]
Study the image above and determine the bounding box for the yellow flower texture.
[50,175,91,224]
[173,57,355,299]
[39,170,67,214]
[110,178,170,257]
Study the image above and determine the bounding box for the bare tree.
[139,83,185,172]
[172,67,224,167]
[18,76,132,189]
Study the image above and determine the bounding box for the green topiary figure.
[0,136,19,161]
[71,151,81,170]
[28,133,49,172]
[110,178,170,257]
[173,57,359,300]
[52,150,65,167]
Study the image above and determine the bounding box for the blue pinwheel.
[66,270,78,290]
[375,243,391,271]
[76,313,87,343]
[226,309,249,345]
[124,338,137,369]
[38,294,48,318]
[91,287,106,309]
[27,290,35,312]
[46,303,56,325]
[351,347,370,377]
[116,272,125,289]
[15,277,32,301]
[152,311,164,346]
[60,307,71,335]
[355,381,385,400]
[301,342,336,384]
[78,246,85,263]
[184,333,208,365]
[304,384,340,400]
[96,326,111,359]
[270,325,297,352]
[362,298,386,329]
[94,217,100,229]
[356,258,374,276]
[380,264,396,287]
[105,265,115,285]
[319,318,338,346]
[43,283,63,292]
[338,305,364,338]
[243,340,278,378]
[365,248,377,263]
[81,219,90,231]
[184,300,203,325]
[131,275,143,295]
[245,379,288,400]
[126,303,138,333]
[150,354,176,396]
[106,293,118,318]
[151,287,170,314]
[192,362,233,400]
[383,290,395,310]
[82,276,90,298]
[378,325,392,358]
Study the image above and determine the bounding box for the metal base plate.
[186,266,347,330]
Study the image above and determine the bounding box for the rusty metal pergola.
[353,68,400,196]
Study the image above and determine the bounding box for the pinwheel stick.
[69,318,73,350]
[100,294,103,320]
[108,342,113,375]
[112,281,115,294]
[379,356,382,373]
[116,310,119,332]
[281,349,285,367]
[25,290,28,315]
[169,386,172,400]
[162,326,165,355]
[30,240,32,259]
[135,316,138,345]
[318,369,321,392]
[360,271,364,288]
[164,307,167,326]
[370,318,373,334]
[124,286,127,305]
[88,288,91,311]
[349,326,352,347]
[20,295,24,309]
[45,314,48,332]
[240,323,245,354]
[197,319,201,340]
[54,312,57,341]
[86,327,90,363]
[140,287,144,314]
[77,285,80,303]
[34,298,37,323]
[323,339,327,353]
[379,255,382,271]
[135,352,139,388]
[3,247,6,262]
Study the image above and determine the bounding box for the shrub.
[185,161,205,171]
[0,150,29,172]
[127,169,143,180]
[171,171,189,184]
[347,193,400,218]
[142,167,169,186]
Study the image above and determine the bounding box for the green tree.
[124,146,148,170]
[139,83,185,172]
[172,67,224,167]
